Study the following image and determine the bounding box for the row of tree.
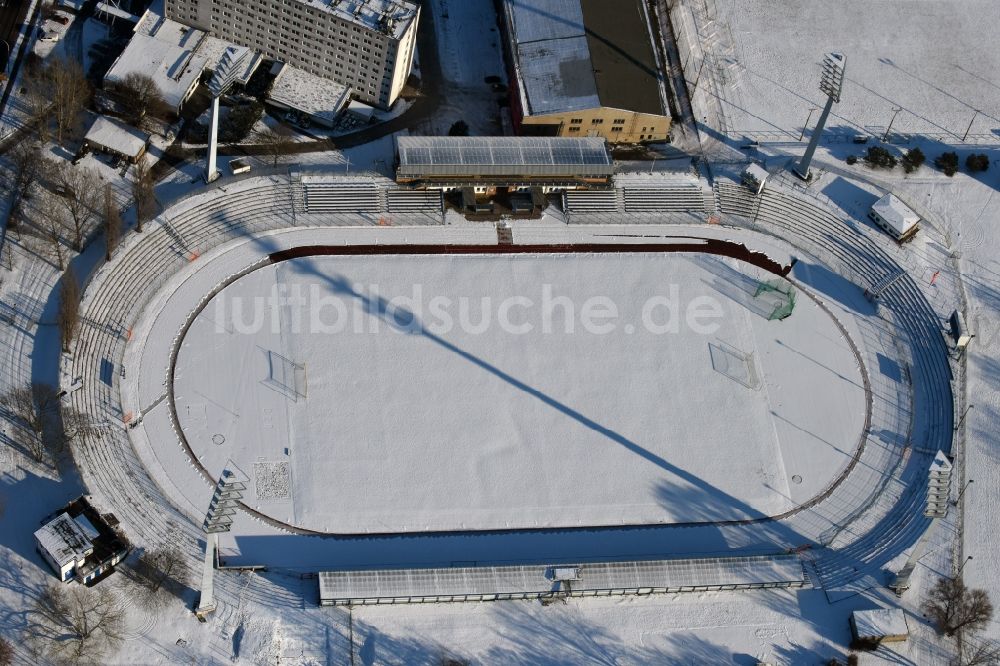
[852,146,992,178]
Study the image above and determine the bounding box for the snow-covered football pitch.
[170,250,867,535]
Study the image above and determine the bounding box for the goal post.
[754,279,796,321]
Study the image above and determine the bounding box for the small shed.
[869,193,919,242]
[229,158,251,175]
[742,164,770,194]
[742,163,769,194]
[83,115,150,163]
[851,608,909,644]
[950,310,972,349]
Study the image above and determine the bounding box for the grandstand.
[319,555,806,606]
[61,169,952,604]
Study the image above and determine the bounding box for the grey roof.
[504,0,666,117]
[84,116,149,158]
[320,555,805,603]
[396,136,613,177]
[268,64,353,124]
[517,37,600,115]
[34,513,92,568]
[507,0,584,42]
[852,608,909,639]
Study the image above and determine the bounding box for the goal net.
[264,350,307,401]
[753,279,796,321]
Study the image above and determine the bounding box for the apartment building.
[165,0,419,108]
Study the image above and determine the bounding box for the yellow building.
[503,0,671,144]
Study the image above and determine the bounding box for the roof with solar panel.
[395,136,613,178]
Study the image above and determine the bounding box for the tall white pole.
[794,95,835,180]
[206,96,221,183]
[794,53,846,181]
[195,533,217,619]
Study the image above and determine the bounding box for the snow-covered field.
[174,252,864,533]
[679,0,1000,142]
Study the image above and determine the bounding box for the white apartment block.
[165,0,419,108]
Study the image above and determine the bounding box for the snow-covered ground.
[1,1,998,662]
[676,0,1000,144]
[172,252,864,533]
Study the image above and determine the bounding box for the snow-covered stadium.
[64,168,952,604]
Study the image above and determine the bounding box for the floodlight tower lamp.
[795,53,847,181]
[205,47,255,183]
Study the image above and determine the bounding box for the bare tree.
[58,266,81,353]
[58,406,97,453]
[132,547,187,608]
[1,384,58,440]
[53,163,103,251]
[112,73,169,130]
[25,58,90,145]
[0,384,59,463]
[131,154,156,233]
[36,190,70,270]
[925,577,994,637]
[23,68,54,143]
[961,636,1000,666]
[29,584,124,665]
[103,184,122,261]
[5,141,43,227]
[255,125,297,168]
[50,59,91,146]
[0,636,12,666]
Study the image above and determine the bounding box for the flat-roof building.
[104,15,210,114]
[267,63,353,128]
[83,115,150,163]
[164,0,419,109]
[34,497,129,585]
[869,193,919,242]
[501,0,671,143]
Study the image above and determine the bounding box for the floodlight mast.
[205,47,255,183]
[196,468,246,619]
[794,53,846,181]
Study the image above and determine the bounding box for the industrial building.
[164,0,419,108]
[501,0,671,143]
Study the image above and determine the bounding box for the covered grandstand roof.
[395,136,613,178]
[319,555,806,605]
[503,0,665,117]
